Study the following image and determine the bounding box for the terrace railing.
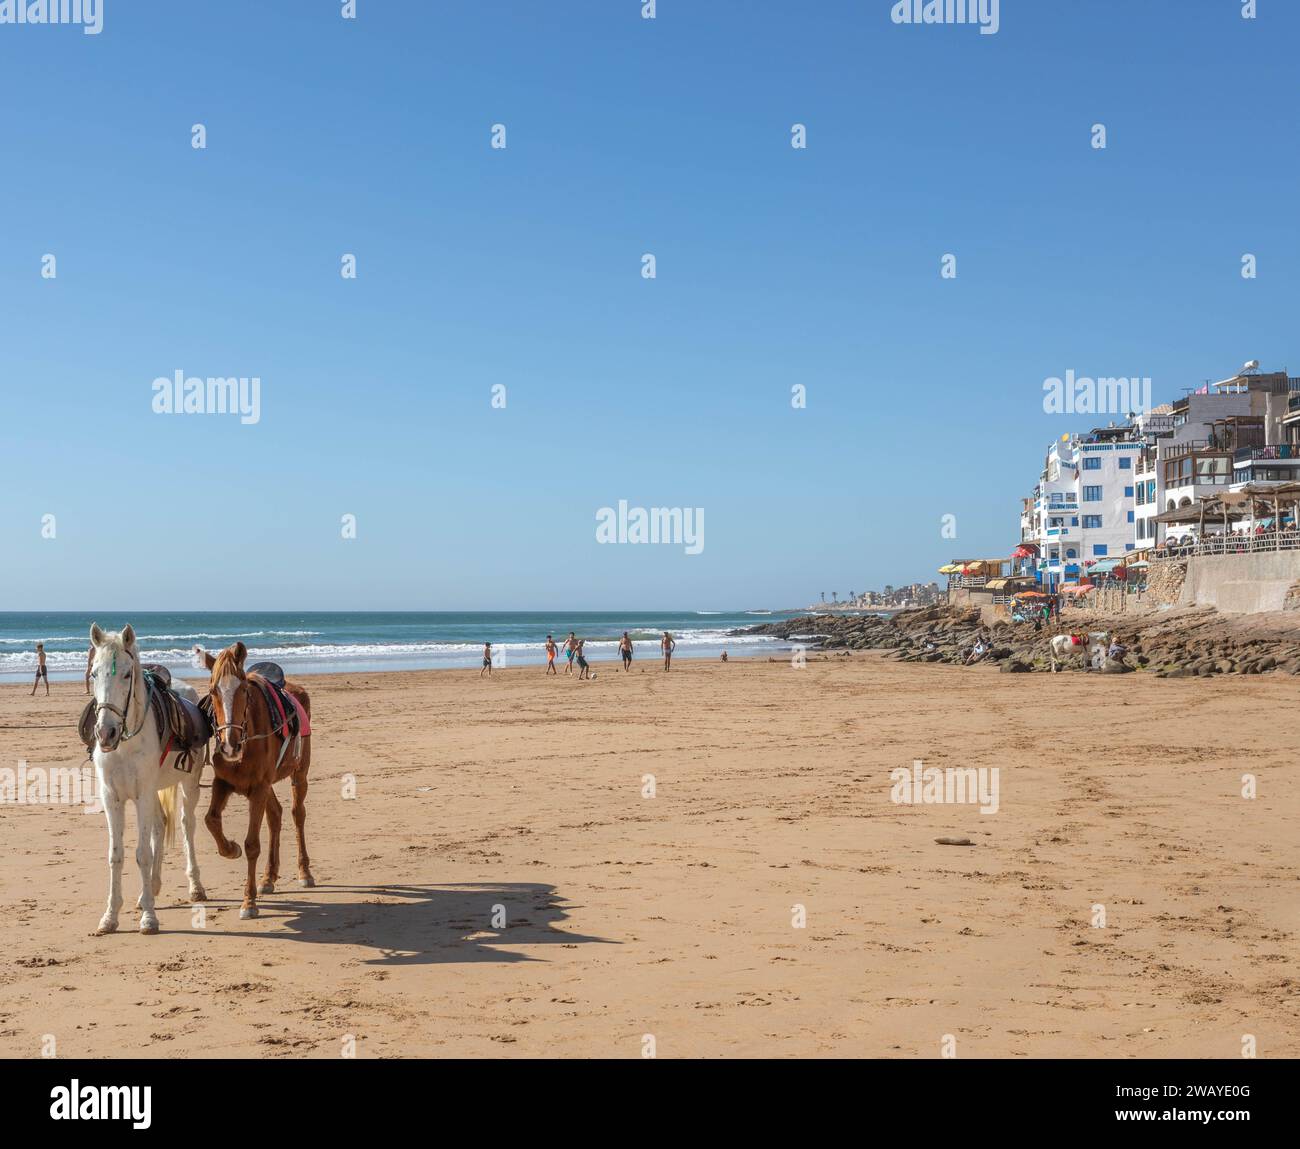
[1234,444,1299,462]
[1151,531,1300,561]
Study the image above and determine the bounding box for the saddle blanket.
[248,671,311,740]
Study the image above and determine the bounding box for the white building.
[1020,425,1140,590]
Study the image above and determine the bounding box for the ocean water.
[0,611,794,683]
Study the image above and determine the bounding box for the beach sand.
[1,653,1296,1059]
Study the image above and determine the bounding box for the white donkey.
[1049,630,1109,673]
[88,623,208,934]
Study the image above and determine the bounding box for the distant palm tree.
[820,591,825,602]
[832,591,838,603]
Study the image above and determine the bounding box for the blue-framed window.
[1093,544,1108,557]
[1118,456,1132,469]
[1126,510,1134,523]
[1124,485,1134,498]
[1125,543,1135,551]
[1083,485,1102,501]
[1070,516,1079,526]
[1082,515,1102,529]
[1083,457,1101,471]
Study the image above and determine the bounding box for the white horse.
[1049,630,1109,673]
[88,623,208,935]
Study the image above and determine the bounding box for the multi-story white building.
[1026,365,1300,557]
[1133,367,1296,543]
[1020,425,1141,590]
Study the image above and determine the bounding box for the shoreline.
[0,637,792,687]
[0,611,795,685]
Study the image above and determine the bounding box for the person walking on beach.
[575,639,592,680]
[563,632,577,675]
[31,642,49,696]
[619,631,633,671]
[661,631,675,672]
[545,635,558,675]
[481,642,493,677]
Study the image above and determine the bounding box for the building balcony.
[1234,445,1300,462]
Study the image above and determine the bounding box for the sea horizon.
[0,610,804,682]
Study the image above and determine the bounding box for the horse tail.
[159,784,179,849]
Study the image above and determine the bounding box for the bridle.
[211,675,276,753]
[93,648,148,747]
[211,675,250,752]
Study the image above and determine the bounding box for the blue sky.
[1,0,1296,611]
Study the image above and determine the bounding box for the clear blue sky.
[1,1,1296,610]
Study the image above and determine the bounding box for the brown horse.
[198,642,315,918]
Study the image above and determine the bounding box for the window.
[1083,485,1102,501]
[1082,515,1102,529]
[1065,548,1077,559]
[1124,486,1134,498]
[1083,457,1101,471]
[1118,456,1131,469]
[1093,544,1108,557]
[1071,516,1078,526]
[1127,510,1134,523]
[1125,543,1135,551]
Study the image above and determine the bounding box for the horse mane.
[212,647,247,680]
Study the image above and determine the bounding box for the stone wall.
[1145,560,1187,607]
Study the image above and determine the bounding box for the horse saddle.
[79,671,212,772]
[246,661,285,687]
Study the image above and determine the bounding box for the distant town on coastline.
[943,360,1300,616]
[807,583,944,612]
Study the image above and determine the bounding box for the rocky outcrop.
[737,604,1300,675]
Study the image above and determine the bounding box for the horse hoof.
[189,888,207,903]
[299,875,315,888]
[258,882,275,895]
[224,844,243,860]
[95,917,118,936]
[139,916,159,935]
[239,905,259,920]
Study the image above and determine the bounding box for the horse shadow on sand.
[196,882,614,965]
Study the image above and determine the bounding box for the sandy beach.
[1,653,1296,1059]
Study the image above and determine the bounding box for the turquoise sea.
[0,611,795,683]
